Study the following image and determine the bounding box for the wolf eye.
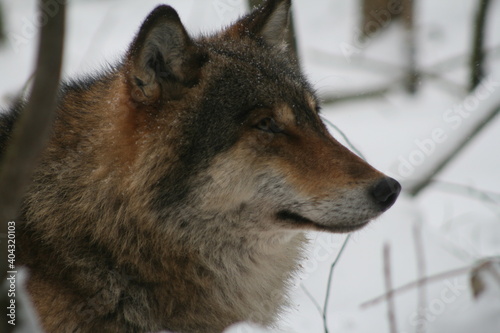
[256,117,282,133]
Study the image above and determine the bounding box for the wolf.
[0,0,401,332]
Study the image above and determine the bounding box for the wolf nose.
[370,177,401,212]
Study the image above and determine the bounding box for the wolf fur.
[0,1,401,332]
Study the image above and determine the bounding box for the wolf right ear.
[225,0,292,50]
[126,6,207,103]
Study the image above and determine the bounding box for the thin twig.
[430,180,500,204]
[383,243,398,333]
[322,234,351,333]
[320,84,394,105]
[317,118,366,333]
[361,265,471,309]
[16,72,37,101]
[321,117,366,160]
[300,284,323,317]
[413,222,427,333]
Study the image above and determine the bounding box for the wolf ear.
[126,6,206,103]
[227,0,291,49]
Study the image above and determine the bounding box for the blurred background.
[1,0,499,332]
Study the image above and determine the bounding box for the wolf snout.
[370,177,401,212]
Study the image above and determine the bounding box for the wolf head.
[120,0,400,236]
[17,1,402,331]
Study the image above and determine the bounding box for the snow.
[1,0,499,332]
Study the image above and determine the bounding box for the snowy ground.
[1,0,499,332]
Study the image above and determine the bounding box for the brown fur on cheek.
[91,73,185,181]
[269,127,383,198]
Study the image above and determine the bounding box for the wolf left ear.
[227,0,292,49]
[126,6,206,103]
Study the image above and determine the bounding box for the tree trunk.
[403,0,419,93]
[1,2,65,330]
[360,0,398,39]
[360,0,418,93]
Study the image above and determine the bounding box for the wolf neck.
[20,209,305,331]
[163,220,306,329]
[149,211,307,328]
[121,213,307,331]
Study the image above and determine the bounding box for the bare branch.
[469,0,492,91]
[402,0,419,94]
[360,265,471,309]
[300,284,323,317]
[320,84,394,105]
[314,44,500,105]
[430,180,500,204]
[383,243,398,333]
[413,222,427,333]
[321,117,366,159]
[316,120,368,333]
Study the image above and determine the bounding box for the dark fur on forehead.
[201,35,320,127]
[154,33,321,212]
